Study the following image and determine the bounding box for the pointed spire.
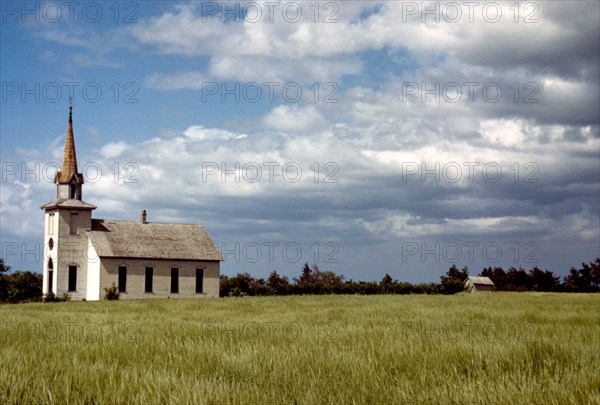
[56,103,83,184]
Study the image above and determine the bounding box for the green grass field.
[1,293,599,404]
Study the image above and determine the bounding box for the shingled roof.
[41,198,96,210]
[87,219,223,261]
[55,105,84,184]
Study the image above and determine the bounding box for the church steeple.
[56,104,83,185]
[55,104,84,200]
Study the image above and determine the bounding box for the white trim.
[86,242,101,300]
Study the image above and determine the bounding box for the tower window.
[68,265,77,291]
[48,258,53,270]
[70,213,79,235]
[70,183,76,199]
[145,267,153,293]
[118,266,127,293]
[171,268,179,293]
[48,213,55,235]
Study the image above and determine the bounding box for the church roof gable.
[87,219,223,261]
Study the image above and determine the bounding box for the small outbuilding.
[464,276,494,292]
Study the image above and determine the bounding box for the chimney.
[140,210,147,224]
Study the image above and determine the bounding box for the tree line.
[0,259,42,303]
[1,257,598,303]
[221,258,600,297]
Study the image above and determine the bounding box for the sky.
[1,1,599,283]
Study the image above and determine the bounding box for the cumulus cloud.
[146,71,210,90]
[3,0,599,281]
[100,142,130,159]
[261,105,330,133]
[183,125,246,140]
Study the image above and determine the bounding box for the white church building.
[42,106,222,300]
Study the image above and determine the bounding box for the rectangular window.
[196,268,204,293]
[171,268,179,293]
[48,270,54,293]
[69,213,79,235]
[48,213,55,235]
[145,267,153,293]
[118,266,127,293]
[68,265,77,291]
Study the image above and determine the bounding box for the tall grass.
[1,293,598,404]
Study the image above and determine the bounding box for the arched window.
[70,183,76,199]
[48,258,53,269]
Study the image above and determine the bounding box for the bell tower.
[41,105,96,299]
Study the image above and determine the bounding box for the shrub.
[43,292,71,302]
[104,283,120,300]
[43,292,58,302]
[228,287,246,297]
